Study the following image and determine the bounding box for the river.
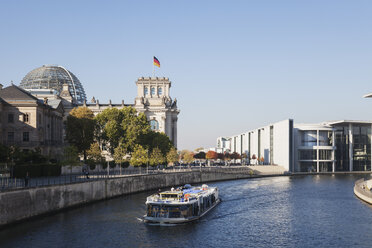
[1,174,372,248]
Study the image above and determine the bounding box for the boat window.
[147,204,183,218]
[160,194,179,199]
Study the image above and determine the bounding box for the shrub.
[13,164,61,178]
[109,160,116,168]
[121,161,130,168]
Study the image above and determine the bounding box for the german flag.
[153,56,160,67]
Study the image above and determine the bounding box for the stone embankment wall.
[0,166,284,227]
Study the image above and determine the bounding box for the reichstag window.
[158,87,163,95]
[23,132,29,142]
[144,87,148,96]
[151,87,155,96]
[23,113,30,123]
[8,113,14,123]
[150,120,159,131]
[7,132,14,142]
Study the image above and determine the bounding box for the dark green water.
[1,174,372,248]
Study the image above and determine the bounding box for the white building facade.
[215,119,372,173]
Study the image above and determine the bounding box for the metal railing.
[0,166,254,192]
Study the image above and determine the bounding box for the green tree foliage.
[8,147,47,165]
[95,107,150,154]
[87,143,104,164]
[66,107,95,160]
[0,144,9,163]
[166,147,179,165]
[179,150,190,161]
[113,145,128,166]
[142,131,173,156]
[206,151,218,160]
[130,145,148,167]
[123,109,150,153]
[62,145,80,166]
[194,151,206,159]
[183,151,194,164]
[149,147,165,166]
[95,108,124,154]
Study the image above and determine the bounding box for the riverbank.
[0,166,282,228]
[354,178,372,204]
[1,166,371,228]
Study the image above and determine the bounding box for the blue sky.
[1,0,372,150]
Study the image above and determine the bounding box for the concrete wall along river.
[0,166,284,227]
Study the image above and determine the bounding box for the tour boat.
[144,184,220,224]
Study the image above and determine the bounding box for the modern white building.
[217,119,294,171]
[215,119,372,173]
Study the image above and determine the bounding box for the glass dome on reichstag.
[20,65,86,104]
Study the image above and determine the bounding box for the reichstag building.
[0,65,179,156]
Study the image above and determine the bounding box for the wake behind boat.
[144,184,220,224]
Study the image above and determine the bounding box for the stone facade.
[0,85,64,156]
[133,77,179,147]
[78,77,180,147]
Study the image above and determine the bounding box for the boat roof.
[183,189,203,194]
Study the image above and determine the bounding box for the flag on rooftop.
[153,56,160,67]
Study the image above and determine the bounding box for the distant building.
[17,65,180,148]
[215,119,372,172]
[0,84,64,156]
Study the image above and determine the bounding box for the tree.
[142,131,173,156]
[87,143,104,164]
[113,145,127,166]
[231,152,241,160]
[194,151,206,159]
[166,147,179,165]
[95,107,151,155]
[0,144,9,163]
[66,107,95,160]
[183,151,194,164]
[217,153,224,160]
[122,108,151,153]
[206,151,218,160]
[130,145,148,167]
[179,150,190,161]
[62,145,80,166]
[149,147,165,167]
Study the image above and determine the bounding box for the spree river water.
[1,174,372,248]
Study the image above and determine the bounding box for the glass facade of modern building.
[333,123,371,171]
[295,125,335,173]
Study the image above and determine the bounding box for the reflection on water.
[1,175,372,248]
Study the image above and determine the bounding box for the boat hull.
[144,199,221,224]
